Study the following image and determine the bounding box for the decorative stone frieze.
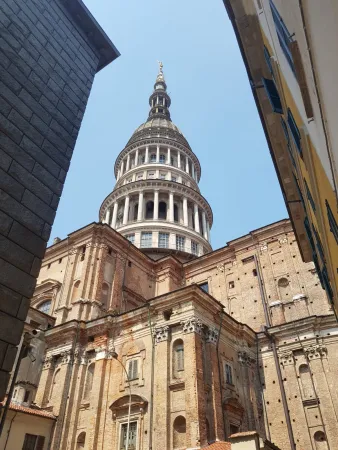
[304,344,327,359]
[205,326,219,344]
[279,237,288,244]
[153,325,170,343]
[181,317,203,335]
[260,242,268,252]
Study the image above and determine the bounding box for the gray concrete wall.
[0,0,118,399]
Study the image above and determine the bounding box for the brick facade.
[0,0,119,399]
[24,219,337,449]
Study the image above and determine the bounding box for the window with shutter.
[128,359,138,380]
[225,363,233,385]
[35,436,45,450]
[22,434,37,450]
[176,346,184,371]
[262,78,283,114]
[287,109,302,156]
[304,179,316,212]
[326,200,338,244]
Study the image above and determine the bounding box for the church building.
[5,65,338,450]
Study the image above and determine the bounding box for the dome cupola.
[99,63,213,261]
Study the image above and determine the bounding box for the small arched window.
[159,154,166,163]
[38,299,51,314]
[101,282,110,309]
[84,363,95,400]
[146,201,154,219]
[72,280,81,302]
[314,431,328,450]
[173,339,184,377]
[159,201,167,220]
[173,416,186,449]
[299,364,314,399]
[174,204,179,222]
[77,432,86,449]
[50,368,60,402]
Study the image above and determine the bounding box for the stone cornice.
[99,179,213,225]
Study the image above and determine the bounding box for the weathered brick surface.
[0,0,118,400]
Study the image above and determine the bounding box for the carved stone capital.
[61,349,73,364]
[278,350,294,366]
[205,326,219,345]
[43,354,55,370]
[153,325,170,343]
[181,317,203,335]
[304,344,327,359]
[238,351,255,366]
[74,348,87,365]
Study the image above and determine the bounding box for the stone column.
[183,197,188,226]
[185,157,189,174]
[117,169,120,180]
[156,145,160,163]
[154,190,159,220]
[169,191,174,222]
[137,191,144,221]
[135,148,139,166]
[194,204,200,233]
[202,211,208,240]
[153,326,170,449]
[181,318,207,448]
[120,159,124,175]
[205,327,225,442]
[126,154,130,171]
[192,163,195,180]
[145,146,149,163]
[167,147,171,164]
[123,195,130,225]
[206,221,210,242]
[111,202,118,229]
[104,207,110,224]
[169,233,176,250]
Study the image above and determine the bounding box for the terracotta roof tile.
[207,441,232,449]
[0,401,56,419]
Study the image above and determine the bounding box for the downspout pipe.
[254,254,296,450]
[216,310,226,439]
[147,305,155,450]
[3,411,17,450]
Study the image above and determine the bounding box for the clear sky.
[50,0,288,249]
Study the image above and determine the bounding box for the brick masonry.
[0,0,119,400]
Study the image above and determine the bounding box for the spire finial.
[156,61,165,83]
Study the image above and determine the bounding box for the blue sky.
[50,0,287,249]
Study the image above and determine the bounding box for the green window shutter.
[262,78,283,114]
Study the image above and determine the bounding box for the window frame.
[224,362,234,385]
[326,199,338,244]
[37,299,51,314]
[191,240,198,255]
[120,421,138,450]
[262,77,283,114]
[287,108,302,156]
[127,359,139,381]
[176,235,185,251]
[158,232,169,248]
[126,233,135,244]
[140,232,152,248]
[199,282,209,294]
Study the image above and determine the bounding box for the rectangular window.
[225,363,233,385]
[126,234,135,244]
[262,78,283,114]
[22,434,45,450]
[322,266,334,303]
[313,227,325,263]
[137,173,143,180]
[293,174,304,207]
[141,232,152,248]
[127,359,138,380]
[176,235,185,251]
[158,233,169,248]
[120,422,137,450]
[304,179,316,212]
[199,282,209,293]
[326,199,338,244]
[229,281,235,289]
[287,108,302,156]
[191,240,198,255]
[176,345,184,371]
[171,176,177,182]
[269,0,295,73]
[160,172,166,180]
[304,217,316,253]
[150,154,156,163]
[148,172,155,179]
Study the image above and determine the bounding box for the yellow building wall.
[260,14,338,312]
[0,410,54,450]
